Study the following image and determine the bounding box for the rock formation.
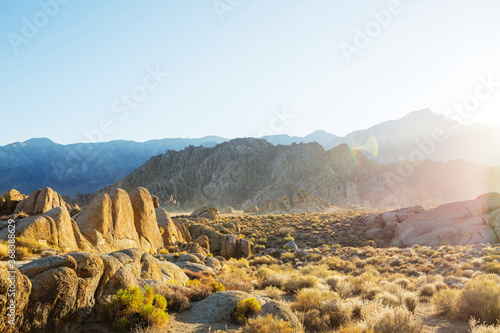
[129,187,164,250]
[156,207,190,245]
[0,206,93,251]
[191,205,218,220]
[390,193,500,246]
[0,248,189,332]
[0,189,26,216]
[14,187,71,216]
[189,223,251,259]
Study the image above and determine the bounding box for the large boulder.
[22,267,79,332]
[156,207,190,245]
[109,189,141,249]
[0,189,27,216]
[76,189,144,252]
[191,205,219,220]
[189,224,251,259]
[391,193,500,246]
[0,207,90,251]
[0,248,180,332]
[190,291,266,324]
[129,187,164,250]
[76,193,114,252]
[0,264,31,332]
[260,300,301,330]
[157,260,189,286]
[15,187,69,216]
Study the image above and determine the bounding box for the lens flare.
[350,136,378,166]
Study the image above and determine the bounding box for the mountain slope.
[0,136,226,195]
[101,138,500,210]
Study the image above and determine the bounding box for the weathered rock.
[129,187,164,250]
[391,194,500,246]
[156,207,189,245]
[157,260,189,286]
[177,253,201,263]
[44,207,81,251]
[0,264,31,333]
[194,235,210,251]
[179,242,209,256]
[22,267,79,332]
[189,224,251,259]
[191,205,218,220]
[152,195,160,208]
[260,300,301,329]
[205,256,222,270]
[19,255,77,278]
[76,193,113,252]
[285,241,298,251]
[174,261,216,274]
[109,189,141,249]
[15,187,69,216]
[190,291,266,324]
[0,189,26,216]
[0,214,58,248]
[140,252,162,281]
[67,252,105,318]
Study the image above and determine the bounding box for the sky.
[1,0,500,146]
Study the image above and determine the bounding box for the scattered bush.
[241,314,296,333]
[107,286,169,332]
[233,297,261,324]
[282,275,318,294]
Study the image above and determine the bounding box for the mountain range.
[99,138,500,210]
[2,109,499,197]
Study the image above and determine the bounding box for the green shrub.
[210,281,225,293]
[233,297,262,324]
[107,286,169,331]
[431,289,459,317]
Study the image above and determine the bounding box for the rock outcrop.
[390,193,500,246]
[156,207,190,245]
[191,205,218,220]
[0,189,27,216]
[14,187,71,216]
[189,224,251,259]
[0,248,189,332]
[0,206,92,251]
[129,187,164,251]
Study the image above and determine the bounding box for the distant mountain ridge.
[99,138,500,210]
[0,136,226,195]
[2,109,499,197]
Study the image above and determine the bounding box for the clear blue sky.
[1,0,500,145]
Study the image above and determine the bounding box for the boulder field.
[364,193,500,246]
[0,187,251,259]
[0,248,195,333]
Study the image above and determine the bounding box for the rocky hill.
[100,138,500,210]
